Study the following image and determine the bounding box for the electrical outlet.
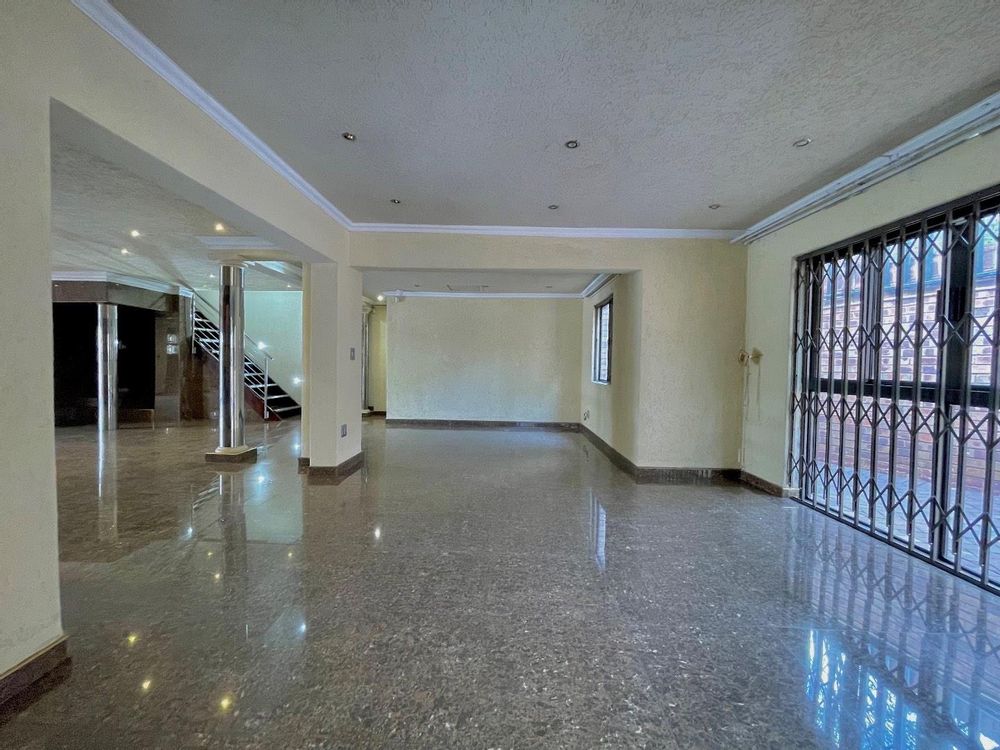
[340,424,347,438]
[350,347,356,361]
[583,410,590,421]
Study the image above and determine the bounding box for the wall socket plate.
[350,347,356,360]
[340,424,348,438]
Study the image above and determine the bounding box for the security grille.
[789,184,1000,594]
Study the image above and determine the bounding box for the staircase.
[192,309,301,420]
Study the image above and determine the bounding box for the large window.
[789,184,1000,593]
[593,296,613,384]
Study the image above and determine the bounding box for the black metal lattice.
[789,184,1000,594]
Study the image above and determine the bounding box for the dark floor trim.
[578,424,739,484]
[371,419,781,493]
[297,456,310,474]
[739,470,795,497]
[363,411,386,418]
[386,419,579,432]
[578,423,635,475]
[0,637,70,717]
[306,451,365,484]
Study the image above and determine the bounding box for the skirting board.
[578,423,740,485]
[369,418,788,493]
[739,470,795,497]
[0,636,71,716]
[386,419,580,432]
[305,451,365,484]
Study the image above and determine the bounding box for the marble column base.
[205,445,258,464]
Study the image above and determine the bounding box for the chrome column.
[96,302,118,432]
[218,264,247,449]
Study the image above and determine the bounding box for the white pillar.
[305,262,363,474]
[0,92,64,676]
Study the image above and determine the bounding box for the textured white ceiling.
[109,0,1000,231]
[51,138,300,292]
[363,269,601,299]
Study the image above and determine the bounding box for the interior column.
[206,263,257,463]
[96,302,118,432]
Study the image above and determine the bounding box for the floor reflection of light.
[589,492,606,571]
[373,526,382,540]
[141,679,152,692]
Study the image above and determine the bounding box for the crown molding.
[70,0,352,228]
[735,91,1000,244]
[52,270,194,297]
[79,0,994,248]
[581,273,614,298]
[196,235,276,249]
[69,0,744,244]
[350,223,739,240]
[387,289,584,300]
[383,273,611,300]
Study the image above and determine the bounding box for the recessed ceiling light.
[214,222,226,232]
[390,198,401,204]
[793,137,812,148]
[129,229,141,238]
[548,204,559,210]
[709,204,721,210]
[120,248,130,255]
[376,294,385,302]
[565,140,579,149]
[342,132,356,141]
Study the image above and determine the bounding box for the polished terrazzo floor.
[2,419,1000,748]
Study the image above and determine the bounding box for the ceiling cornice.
[383,273,613,300]
[734,91,1000,244]
[195,235,276,249]
[69,0,742,243]
[350,223,739,240]
[387,290,584,300]
[72,0,998,247]
[52,270,194,297]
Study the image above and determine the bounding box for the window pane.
[594,299,611,382]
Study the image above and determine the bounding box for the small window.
[592,296,612,383]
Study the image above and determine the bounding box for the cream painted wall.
[305,262,364,467]
[368,305,388,412]
[244,291,304,404]
[580,274,641,460]
[387,298,582,422]
[742,128,1000,488]
[0,3,360,677]
[356,233,746,468]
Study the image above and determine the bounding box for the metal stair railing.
[192,293,275,420]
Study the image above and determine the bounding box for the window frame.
[592,295,613,384]
[788,182,1000,595]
